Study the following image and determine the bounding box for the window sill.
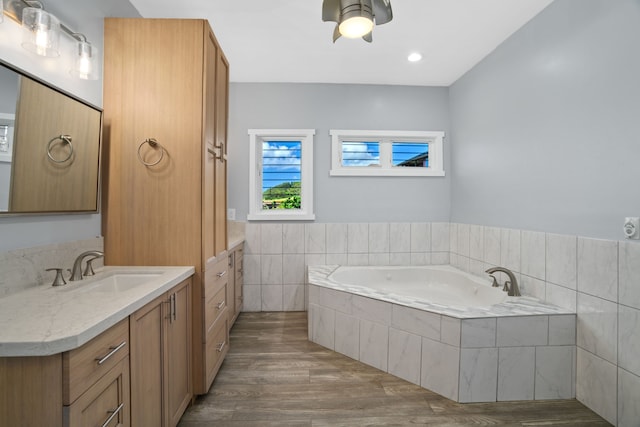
[330,169,445,177]
[247,212,316,221]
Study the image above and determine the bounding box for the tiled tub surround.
[308,265,576,403]
[242,221,639,423]
[449,224,640,425]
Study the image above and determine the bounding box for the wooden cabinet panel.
[202,28,218,265]
[130,278,192,427]
[0,354,63,427]
[234,247,244,319]
[165,280,192,427]
[214,50,229,256]
[103,17,229,396]
[205,311,228,388]
[65,357,130,427]
[205,284,227,333]
[63,318,129,405]
[130,293,164,427]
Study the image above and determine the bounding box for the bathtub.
[307,264,577,403]
[328,265,507,308]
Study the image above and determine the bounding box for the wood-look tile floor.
[178,312,610,427]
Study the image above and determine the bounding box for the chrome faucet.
[70,250,104,281]
[485,266,521,297]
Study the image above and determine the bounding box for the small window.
[248,129,315,221]
[330,130,444,177]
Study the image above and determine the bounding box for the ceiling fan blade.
[332,24,342,42]
[322,0,341,22]
[372,0,393,25]
[362,31,373,43]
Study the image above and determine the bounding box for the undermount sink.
[58,271,164,294]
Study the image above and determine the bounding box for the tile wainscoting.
[242,221,640,426]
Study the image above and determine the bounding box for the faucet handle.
[46,268,67,287]
[83,257,100,277]
[488,274,499,287]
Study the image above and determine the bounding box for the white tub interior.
[328,265,507,308]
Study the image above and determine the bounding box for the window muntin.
[248,129,315,220]
[330,130,444,177]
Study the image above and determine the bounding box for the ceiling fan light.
[339,16,374,38]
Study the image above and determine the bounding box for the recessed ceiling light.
[407,52,422,63]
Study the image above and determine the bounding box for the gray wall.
[0,0,140,252]
[228,83,450,223]
[449,0,640,241]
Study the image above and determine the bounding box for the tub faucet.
[485,267,521,297]
[70,250,104,281]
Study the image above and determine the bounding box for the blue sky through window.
[393,142,429,167]
[341,141,380,166]
[262,141,301,191]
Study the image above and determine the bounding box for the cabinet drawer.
[63,318,129,405]
[205,310,229,388]
[204,258,228,298]
[64,356,130,427]
[205,284,227,333]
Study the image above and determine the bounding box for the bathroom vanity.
[0,266,194,427]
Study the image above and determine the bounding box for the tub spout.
[485,267,521,297]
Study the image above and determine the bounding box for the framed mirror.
[0,61,102,214]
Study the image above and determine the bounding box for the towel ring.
[47,135,74,163]
[137,138,165,166]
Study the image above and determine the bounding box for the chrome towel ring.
[137,138,165,166]
[46,135,74,163]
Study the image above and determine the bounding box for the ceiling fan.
[322,0,393,43]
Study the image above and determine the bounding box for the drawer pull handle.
[216,270,227,278]
[216,300,226,309]
[216,340,226,352]
[96,341,127,365]
[101,403,124,427]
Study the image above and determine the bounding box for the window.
[248,129,315,220]
[330,130,445,176]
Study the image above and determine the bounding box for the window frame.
[329,129,445,177]
[248,129,315,221]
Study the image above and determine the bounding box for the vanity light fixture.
[4,0,99,79]
[21,4,60,57]
[322,0,393,43]
[70,34,98,80]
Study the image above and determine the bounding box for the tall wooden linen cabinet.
[102,17,229,405]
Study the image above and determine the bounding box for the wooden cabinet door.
[165,279,192,427]
[130,294,164,427]
[102,18,204,268]
[227,253,236,326]
[214,49,229,256]
[202,27,218,266]
[65,357,130,427]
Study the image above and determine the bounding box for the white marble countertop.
[0,266,194,357]
[308,265,574,319]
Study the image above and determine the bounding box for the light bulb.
[339,16,373,38]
